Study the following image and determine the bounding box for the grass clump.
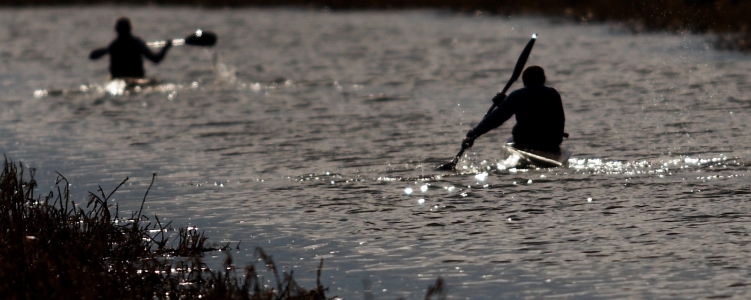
[0,158,447,299]
[0,158,334,299]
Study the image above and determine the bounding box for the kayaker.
[462,66,566,152]
[89,17,172,78]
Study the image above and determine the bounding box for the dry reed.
[0,158,445,299]
[0,158,333,299]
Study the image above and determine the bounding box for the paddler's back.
[509,85,565,151]
[108,36,146,78]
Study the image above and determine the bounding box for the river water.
[3,6,751,299]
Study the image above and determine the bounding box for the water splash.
[211,50,237,84]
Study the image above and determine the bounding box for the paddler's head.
[115,17,132,36]
[522,65,546,87]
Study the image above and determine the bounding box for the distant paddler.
[462,66,567,153]
[89,17,172,79]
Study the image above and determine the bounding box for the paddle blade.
[500,33,537,95]
[436,160,457,171]
[436,148,465,170]
[185,29,217,46]
[486,33,538,116]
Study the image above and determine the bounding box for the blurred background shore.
[3,0,751,50]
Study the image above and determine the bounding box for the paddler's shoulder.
[527,85,561,95]
[114,35,147,44]
[508,86,540,97]
[131,36,148,46]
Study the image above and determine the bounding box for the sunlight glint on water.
[2,7,751,299]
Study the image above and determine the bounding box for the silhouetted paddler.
[463,66,566,152]
[89,17,172,78]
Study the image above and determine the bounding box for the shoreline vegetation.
[0,158,445,299]
[2,0,751,51]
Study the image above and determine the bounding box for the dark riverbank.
[0,158,447,299]
[0,159,308,298]
[4,0,751,50]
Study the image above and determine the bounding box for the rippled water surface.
[4,7,751,299]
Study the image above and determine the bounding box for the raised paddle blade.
[502,33,537,94]
[485,33,537,115]
[184,29,217,46]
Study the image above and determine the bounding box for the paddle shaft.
[146,30,216,48]
[147,39,186,48]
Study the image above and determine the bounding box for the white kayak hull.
[503,141,572,168]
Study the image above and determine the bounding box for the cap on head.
[522,65,546,87]
[115,17,131,34]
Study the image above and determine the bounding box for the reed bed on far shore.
[0,158,446,299]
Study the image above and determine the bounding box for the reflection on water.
[3,7,751,299]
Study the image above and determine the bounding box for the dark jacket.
[471,85,565,151]
[90,34,169,78]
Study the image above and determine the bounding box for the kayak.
[104,77,161,95]
[34,77,161,98]
[116,77,160,87]
[503,139,572,168]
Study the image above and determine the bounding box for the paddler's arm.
[141,39,172,64]
[462,93,518,148]
[89,48,108,60]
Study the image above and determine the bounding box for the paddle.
[437,33,537,171]
[146,29,217,48]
